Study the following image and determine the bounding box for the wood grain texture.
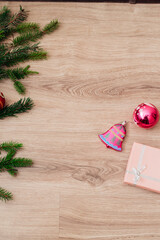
[0,2,160,239]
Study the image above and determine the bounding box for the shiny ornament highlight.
[133,103,159,128]
[0,92,5,110]
[98,121,126,151]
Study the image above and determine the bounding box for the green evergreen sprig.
[0,6,59,94]
[16,22,40,33]
[0,141,33,201]
[42,20,59,34]
[0,97,34,119]
[0,187,13,201]
[0,6,28,41]
[6,6,28,29]
[1,43,41,67]
[0,141,23,152]
[0,6,11,27]
[0,154,33,176]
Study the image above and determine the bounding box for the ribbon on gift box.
[132,165,146,185]
[127,145,160,185]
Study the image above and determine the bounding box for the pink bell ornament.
[98,121,126,151]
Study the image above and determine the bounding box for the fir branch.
[0,6,28,42]
[8,65,38,80]
[0,149,17,174]
[5,148,16,161]
[0,144,33,177]
[0,187,13,201]
[5,6,28,29]
[0,30,5,40]
[13,31,42,47]
[0,66,38,94]
[0,5,59,94]
[29,51,47,60]
[2,43,41,67]
[7,168,17,176]
[16,22,40,33]
[0,43,7,58]
[0,97,34,119]
[0,6,11,28]
[13,19,59,46]
[42,20,59,34]
[0,142,23,152]
[10,158,33,168]
[0,68,7,80]
[14,81,26,94]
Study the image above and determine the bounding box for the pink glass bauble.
[133,103,159,128]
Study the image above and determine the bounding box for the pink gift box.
[124,142,160,193]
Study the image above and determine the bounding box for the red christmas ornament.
[133,103,159,128]
[0,92,5,110]
[98,121,126,151]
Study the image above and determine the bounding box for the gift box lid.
[124,142,160,193]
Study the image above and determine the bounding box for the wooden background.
[0,2,160,240]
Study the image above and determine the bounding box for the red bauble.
[133,103,159,128]
[0,92,5,110]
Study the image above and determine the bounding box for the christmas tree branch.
[0,5,59,94]
[7,65,38,80]
[0,6,28,42]
[16,22,40,33]
[42,19,59,34]
[10,158,33,168]
[13,31,42,47]
[12,19,59,47]
[0,141,23,152]
[0,143,33,176]
[5,65,38,94]
[5,6,28,28]
[0,97,34,119]
[0,187,13,201]
[1,43,41,67]
[0,6,11,28]
[4,148,17,161]
[0,156,33,176]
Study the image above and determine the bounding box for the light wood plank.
[60,194,160,240]
[0,1,160,239]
